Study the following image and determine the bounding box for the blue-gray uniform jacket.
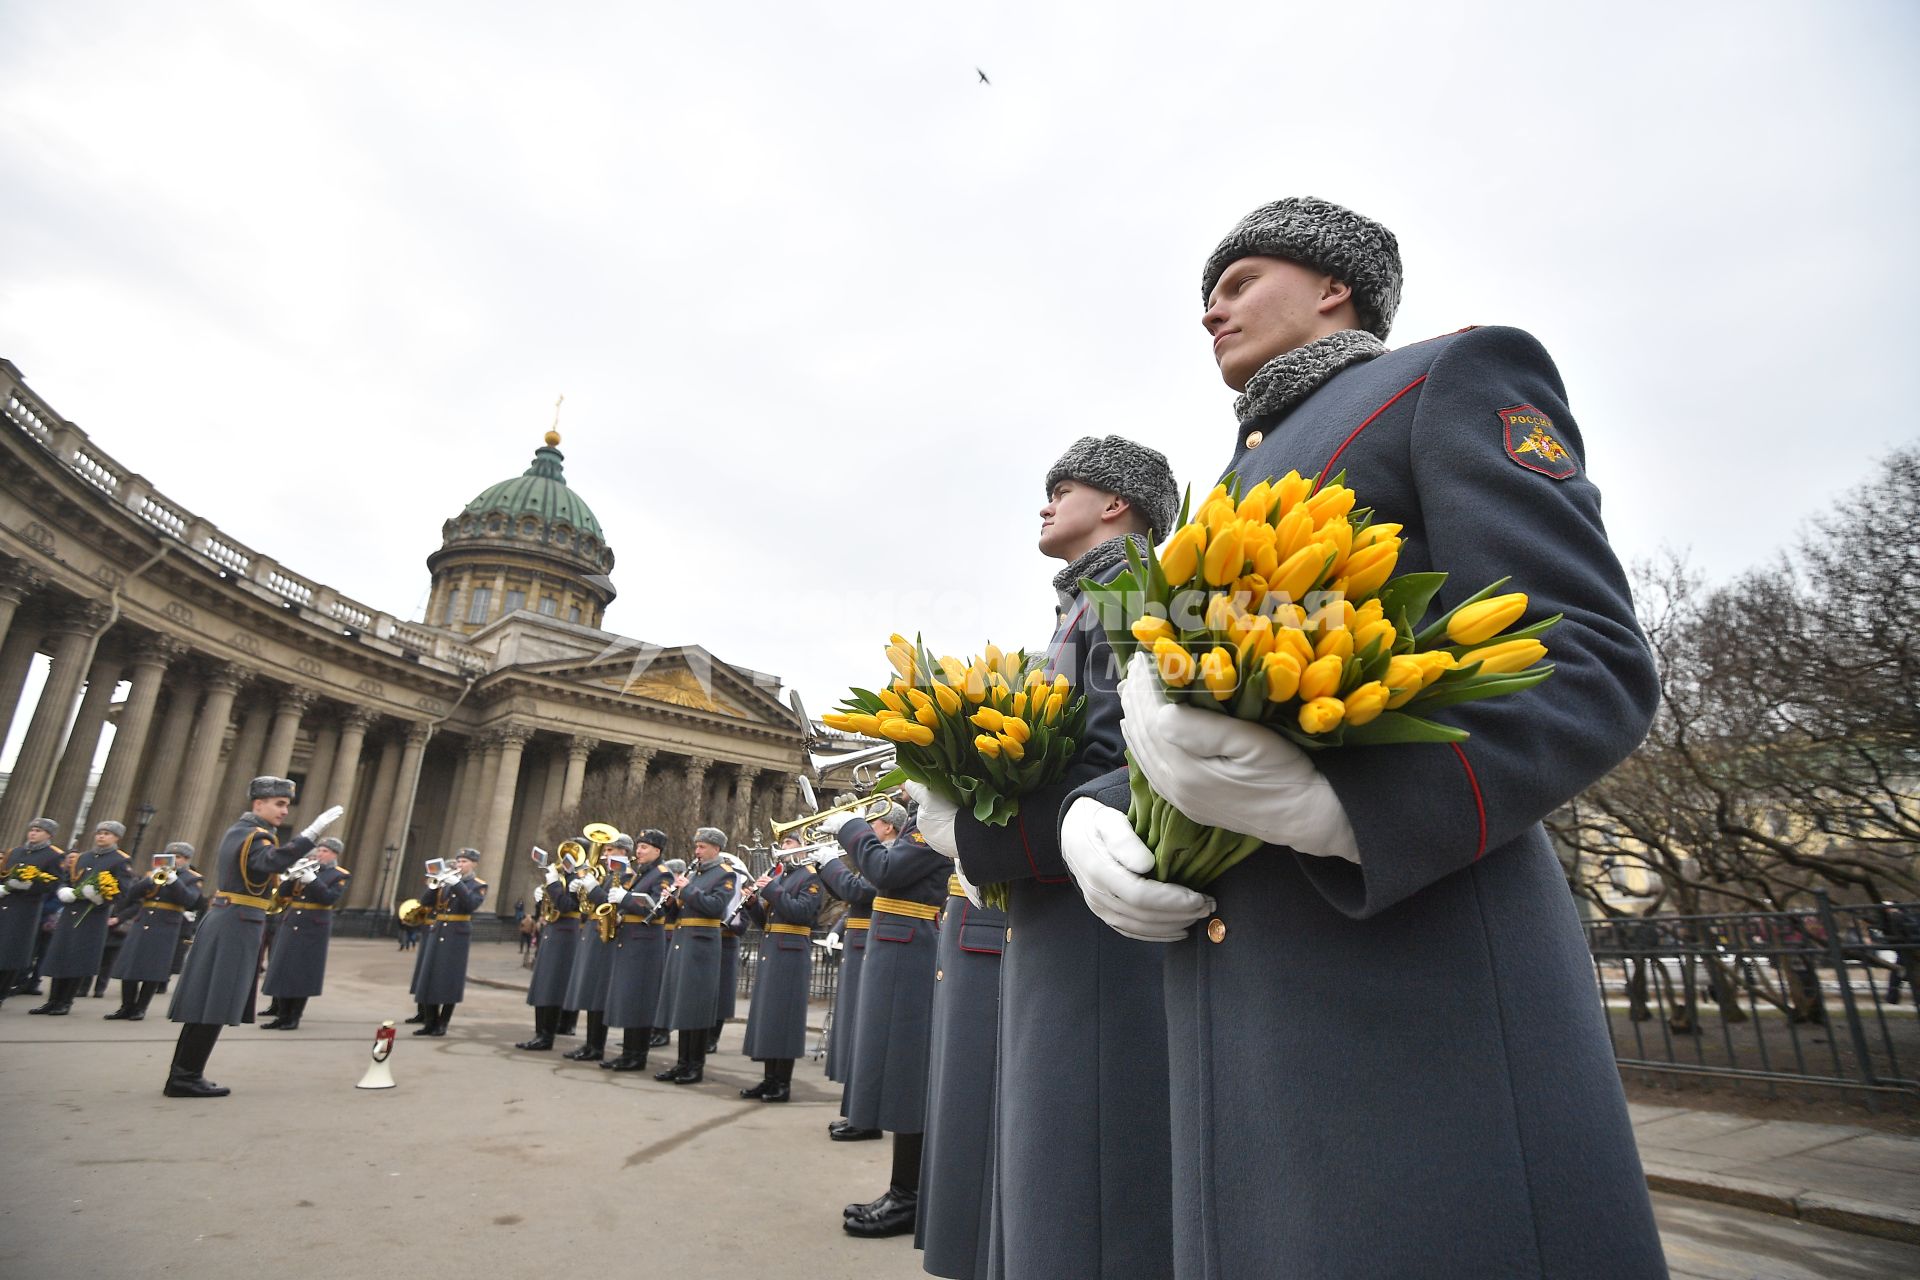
[0,842,66,970]
[112,867,204,983]
[261,863,349,998]
[837,818,948,1134]
[718,912,746,1022]
[605,863,671,1028]
[563,869,619,1014]
[653,859,739,1030]
[169,816,314,1025]
[1071,326,1666,1280]
[817,854,876,1085]
[952,551,1176,1280]
[919,877,1008,1280]
[413,876,487,1005]
[408,876,438,994]
[740,864,826,1060]
[42,845,135,980]
[526,877,581,1008]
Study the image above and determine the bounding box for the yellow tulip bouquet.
[4,863,57,887]
[74,868,122,923]
[1083,471,1558,887]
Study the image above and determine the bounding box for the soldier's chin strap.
[298,806,345,843]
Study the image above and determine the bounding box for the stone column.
[683,756,712,831]
[206,689,272,851]
[0,622,46,751]
[0,603,106,838]
[89,635,183,829]
[44,645,127,835]
[325,707,374,815]
[440,741,471,850]
[626,745,656,802]
[303,718,341,817]
[560,734,595,817]
[468,731,505,854]
[377,723,432,910]
[164,662,249,852]
[348,732,403,908]
[475,724,531,894]
[539,745,567,833]
[0,563,44,682]
[258,687,315,780]
[139,676,201,835]
[447,733,490,851]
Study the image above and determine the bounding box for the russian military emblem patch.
[1498,404,1577,480]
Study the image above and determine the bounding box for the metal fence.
[1585,892,1920,1108]
[735,928,841,1004]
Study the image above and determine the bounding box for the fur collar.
[1234,328,1386,425]
[1054,533,1149,600]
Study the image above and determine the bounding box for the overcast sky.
[3,1,1916,739]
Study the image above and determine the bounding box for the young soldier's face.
[1202,256,1351,392]
[254,797,292,824]
[1038,481,1123,559]
[94,829,117,847]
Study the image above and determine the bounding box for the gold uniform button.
[1244,430,1263,449]
[1005,927,1013,942]
[1206,917,1226,944]
[935,968,944,981]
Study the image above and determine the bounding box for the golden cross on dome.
[545,394,565,447]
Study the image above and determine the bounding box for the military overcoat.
[1070,326,1668,1279]
[817,854,875,1085]
[42,846,134,980]
[525,879,581,1008]
[0,842,66,970]
[739,864,825,1060]
[261,863,349,998]
[653,859,739,1030]
[168,816,314,1025]
[718,916,745,1022]
[563,870,617,1013]
[837,818,948,1134]
[412,875,487,1004]
[111,867,204,983]
[953,553,1176,1280]
[604,864,672,1027]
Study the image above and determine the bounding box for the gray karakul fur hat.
[248,775,297,801]
[693,826,728,850]
[163,841,195,858]
[1045,436,1180,538]
[94,820,127,839]
[317,837,345,854]
[1200,196,1403,340]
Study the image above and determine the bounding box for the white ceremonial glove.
[578,874,601,894]
[607,885,628,904]
[904,782,958,859]
[816,811,855,836]
[533,885,546,905]
[298,805,346,843]
[183,911,197,923]
[82,884,103,904]
[1120,653,1360,863]
[5,877,28,891]
[57,886,78,904]
[544,866,563,886]
[952,861,986,911]
[0,886,9,898]
[298,865,320,884]
[1060,797,1214,943]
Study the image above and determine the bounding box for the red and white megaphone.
[356,1020,398,1090]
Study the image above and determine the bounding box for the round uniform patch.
[1498,404,1577,480]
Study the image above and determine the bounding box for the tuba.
[397,898,431,927]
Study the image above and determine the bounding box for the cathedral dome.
[461,430,604,540]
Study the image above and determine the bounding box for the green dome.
[462,438,603,539]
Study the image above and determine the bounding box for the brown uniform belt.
[677,916,723,928]
[436,913,472,922]
[844,917,870,930]
[873,896,940,921]
[144,901,185,913]
[767,922,810,937]
[214,892,275,910]
[287,902,333,911]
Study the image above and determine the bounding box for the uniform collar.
[1052,533,1148,601]
[1233,328,1386,425]
[243,813,275,831]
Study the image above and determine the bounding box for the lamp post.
[130,802,157,856]
[379,843,400,920]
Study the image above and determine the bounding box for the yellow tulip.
[1416,651,1458,684]
[887,645,916,680]
[1314,627,1354,662]
[1341,540,1400,598]
[1355,597,1384,627]
[1011,691,1028,719]
[971,706,1005,733]
[1459,638,1548,674]
[1043,690,1066,722]
[1053,673,1070,699]
[1000,716,1031,744]
[1320,519,1353,575]
[1274,471,1314,518]
[938,655,967,685]
[1200,495,1237,535]
[1272,601,1308,630]
[845,712,883,736]
[878,688,908,715]
[983,643,1004,672]
[1026,666,1048,689]
[1204,594,1237,633]
[975,733,1002,759]
[1199,646,1237,701]
[879,718,935,746]
[1355,617,1397,656]
[889,633,910,648]
[1276,626,1317,668]
[964,666,988,703]
[821,712,857,732]
[1250,538,1280,580]
[996,732,1026,762]
[876,709,905,725]
[1273,507,1316,561]
[1159,524,1207,586]
[1153,638,1197,687]
[1263,651,1303,701]
[1299,654,1345,701]
[1000,650,1024,683]
[1202,524,1246,587]
[905,687,933,712]
[1131,616,1176,648]
[913,705,938,728]
[932,681,962,715]
[1312,598,1356,635]
[1343,681,1391,727]
[1298,696,1346,734]
[1236,479,1274,523]
[1272,544,1326,603]
[1354,521,1403,552]
[1232,574,1269,613]
[1384,655,1426,708]
[1304,483,1356,528]
[1446,593,1529,646]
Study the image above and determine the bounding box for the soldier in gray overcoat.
[714,894,747,1052]
[412,848,487,1037]
[738,835,827,1102]
[405,860,442,1024]
[601,828,672,1071]
[922,436,1181,1280]
[0,818,67,1006]
[259,838,350,1030]
[33,820,134,1015]
[516,851,582,1051]
[817,846,878,1140]
[821,803,949,1241]
[562,837,627,1062]
[1060,197,1669,1278]
[163,777,341,1097]
[106,842,203,1021]
[651,828,739,1085]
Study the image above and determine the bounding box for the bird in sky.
[977,67,991,85]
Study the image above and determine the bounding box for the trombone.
[769,795,898,845]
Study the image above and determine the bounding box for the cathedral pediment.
[508,641,798,731]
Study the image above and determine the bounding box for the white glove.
[816,811,855,836]
[298,865,320,884]
[0,886,9,898]
[544,866,563,886]
[1120,653,1360,862]
[567,877,585,894]
[82,884,103,904]
[904,782,959,859]
[57,886,78,903]
[1060,797,1214,943]
[183,911,197,923]
[607,885,628,904]
[5,877,28,891]
[533,885,546,904]
[298,805,345,843]
[952,861,986,911]
[578,874,601,894]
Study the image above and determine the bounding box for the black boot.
[647,1027,670,1047]
[272,998,305,1030]
[557,1011,579,1036]
[740,1059,778,1099]
[603,1026,651,1071]
[516,1006,558,1051]
[163,1023,230,1097]
[105,981,141,1020]
[830,1116,883,1141]
[653,1032,690,1082]
[428,1004,453,1036]
[763,1058,793,1103]
[564,1011,606,1060]
[844,1132,923,1236]
[30,977,77,1015]
[705,1019,723,1054]
[0,969,14,1005]
[677,1032,707,1084]
[133,982,162,1019]
[405,1003,430,1025]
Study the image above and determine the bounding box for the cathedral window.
[467,587,492,624]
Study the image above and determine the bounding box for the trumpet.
[769,795,899,845]
[266,856,322,915]
[149,865,177,887]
